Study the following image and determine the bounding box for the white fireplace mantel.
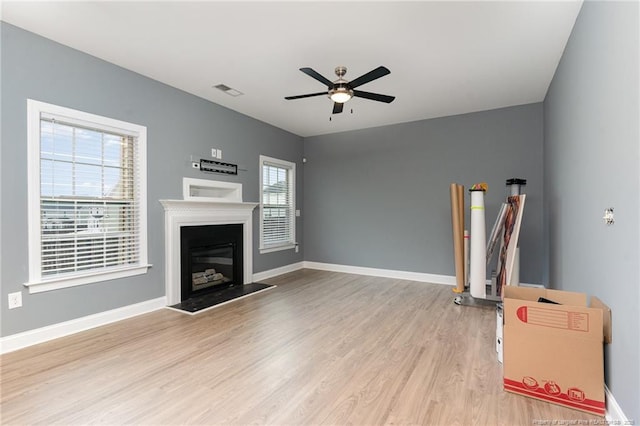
[160,179,258,305]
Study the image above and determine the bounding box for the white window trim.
[25,99,150,293]
[259,155,296,254]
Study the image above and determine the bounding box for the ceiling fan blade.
[353,90,395,103]
[300,67,334,87]
[348,66,391,89]
[285,92,327,100]
[332,102,344,114]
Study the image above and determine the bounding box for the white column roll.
[469,189,486,299]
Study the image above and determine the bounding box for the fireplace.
[180,224,243,300]
[160,178,258,306]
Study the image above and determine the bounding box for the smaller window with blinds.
[259,155,296,253]
[26,100,149,293]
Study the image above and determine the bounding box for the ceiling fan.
[285,66,395,114]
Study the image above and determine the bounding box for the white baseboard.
[252,261,305,282]
[302,261,457,285]
[605,384,629,423]
[0,297,166,354]
[254,258,546,291]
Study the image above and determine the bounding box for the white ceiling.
[1,1,582,137]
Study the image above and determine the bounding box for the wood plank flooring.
[0,269,602,425]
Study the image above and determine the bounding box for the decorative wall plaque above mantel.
[199,159,238,175]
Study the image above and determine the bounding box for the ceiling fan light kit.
[329,86,353,103]
[285,65,395,114]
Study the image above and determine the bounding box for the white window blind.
[26,100,149,293]
[259,156,295,253]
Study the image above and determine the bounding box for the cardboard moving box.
[502,286,611,416]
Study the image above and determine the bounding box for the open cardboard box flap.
[503,286,586,305]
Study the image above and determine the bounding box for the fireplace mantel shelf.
[160,199,258,211]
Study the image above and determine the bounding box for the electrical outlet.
[8,291,22,309]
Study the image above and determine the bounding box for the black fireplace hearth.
[169,282,274,313]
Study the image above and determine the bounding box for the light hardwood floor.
[1,269,601,425]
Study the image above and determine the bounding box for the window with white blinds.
[259,155,296,253]
[26,100,149,293]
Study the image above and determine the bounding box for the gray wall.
[0,23,303,337]
[544,0,639,419]
[303,103,544,284]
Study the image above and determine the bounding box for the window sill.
[24,264,152,294]
[259,243,296,254]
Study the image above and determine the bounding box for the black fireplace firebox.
[180,224,243,301]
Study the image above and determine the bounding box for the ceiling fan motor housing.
[328,67,353,103]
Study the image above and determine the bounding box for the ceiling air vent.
[214,84,243,97]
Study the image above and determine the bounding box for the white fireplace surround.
[160,178,258,305]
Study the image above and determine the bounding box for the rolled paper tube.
[450,183,465,293]
[469,189,487,299]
